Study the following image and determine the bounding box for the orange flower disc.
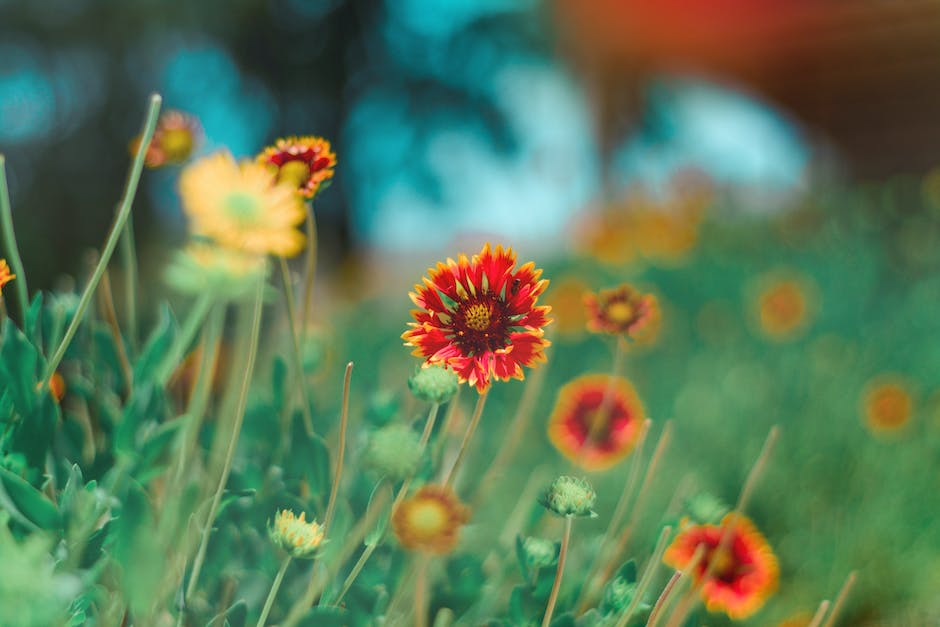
[663,514,779,620]
[548,374,645,470]
[392,485,470,554]
[403,243,552,393]
[584,284,659,342]
[257,135,336,199]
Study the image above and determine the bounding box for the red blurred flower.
[664,514,779,620]
[585,284,659,342]
[131,110,201,168]
[548,374,645,470]
[403,243,552,393]
[257,136,336,199]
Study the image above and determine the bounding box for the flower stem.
[186,276,265,600]
[541,516,572,627]
[120,213,139,352]
[41,93,162,384]
[300,209,318,336]
[0,155,28,324]
[647,571,682,627]
[256,556,292,627]
[613,525,672,627]
[155,292,213,386]
[822,571,857,627]
[442,390,488,488]
[415,555,430,627]
[278,257,316,436]
[333,402,440,607]
[807,600,831,627]
[323,361,354,534]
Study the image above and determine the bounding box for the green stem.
[323,361,354,533]
[120,213,139,352]
[186,277,265,600]
[415,555,430,627]
[541,516,572,627]
[155,293,213,386]
[278,257,315,436]
[41,93,162,384]
[300,209,317,336]
[0,155,28,324]
[614,525,672,627]
[256,556,292,627]
[442,390,488,487]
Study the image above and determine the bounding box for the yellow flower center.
[161,128,194,161]
[463,303,492,331]
[606,301,635,323]
[223,191,262,224]
[709,546,736,578]
[408,501,447,536]
[279,160,312,188]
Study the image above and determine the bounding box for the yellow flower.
[179,152,306,257]
[164,241,268,300]
[269,510,325,559]
[0,259,15,291]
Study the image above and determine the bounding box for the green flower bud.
[409,365,459,404]
[522,536,559,569]
[364,423,424,480]
[539,476,597,518]
[600,576,640,615]
[684,492,729,525]
[268,509,325,559]
[165,241,268,301]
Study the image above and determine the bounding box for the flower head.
[257,136,336,199]
[664,514,778,620]
[863,378,912,434]
[364,423,424,480]
[269,509,325,559]
[409,364,460,404]
[392,484,470,554]
[539,475,597,518]
[403,243,552,393]
[164,241,269,300]
[0,259,14,292]
[520,536,559,570]
[179,152,306,257]
[548,374,645,471]
[131,110,201,168]
[585,284,660,342]
[754,272,815,341]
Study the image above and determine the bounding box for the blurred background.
[3,0,940,289]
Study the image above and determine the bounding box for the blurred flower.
[164,241,269,300]
[664,514,778,620]
[257,135,336,199]
[539,475,597,518]
[547,374,645,471]
[392,484,470,554]
[403,243,552,393]
[863,378,913,435]
[179,152,306,257]
[600,575,644,616]
[0,259,15,291]
[48,373,66,404]
[364,423,424,481]
[585,284,660,343]
[130,110,201,168]
[408,364,460,404]
[521,536,559,569]
[754,273,815,341]
[544,275,591,339]
[269,509,325,559]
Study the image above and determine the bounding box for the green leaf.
[133,304,178,383]
[363,481,392,547]
[111,481,165,617]
[25,292,44,349]
[0,466,61,530]
[616,559,638,584]
[298,606,350,627]
[515,535,531,582]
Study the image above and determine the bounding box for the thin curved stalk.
[256,556,292,627]
[414,555,430,627]
[278,256,315,436]
[822,571,857,627]
[0,155,28,324]
[541,516,572,627]
[807,600,831,627]
[42,94,162,384]
[186,277,265,600]
[120,214,139,352]
[442,391,488,487]
[323,361,354,533]
[300,209,318,336]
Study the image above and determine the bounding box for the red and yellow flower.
[548,374,646,470]
[0,259,14,291]
[257,135,336,199]
[131,110,201,168]
[863,377,913,434]
[403,243,552,393]
[585,284,660,342]
[392,485,470,554]
[664,514,779,620]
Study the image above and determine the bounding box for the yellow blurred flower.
[0,259,14,292]
[179,152,306,257]
[863,378,913,435]
[544,275,591,339]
